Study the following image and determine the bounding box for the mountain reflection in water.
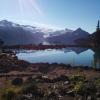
[62,47,88,54]
[16,47,100,67]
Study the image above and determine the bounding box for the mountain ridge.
[0,20,90,46]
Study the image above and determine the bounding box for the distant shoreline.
[3,44,92,50]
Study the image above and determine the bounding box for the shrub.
[2,90,16,100]
[82,81,97,95]
[25,77,36,84]
[73,81,84,95]
[22,83,38,94]
[70,75,86,83]
[11,78,23,86]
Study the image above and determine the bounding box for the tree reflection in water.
[93,48,100,68]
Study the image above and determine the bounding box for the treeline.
[3,44,92,50]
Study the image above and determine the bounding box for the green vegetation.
[1,89,16,100]
[11,78,23,86]
[0,74,100,100]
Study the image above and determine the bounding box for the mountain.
[45,28,90,45]
[44,28,73,37]
[0,20,90,46]
[0,20,44,46]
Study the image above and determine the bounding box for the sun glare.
[18,0,24,16]
[18,0,43,16]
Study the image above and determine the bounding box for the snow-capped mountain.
[45,28,90,45]
[0,20,44,45]
[0,20,90,46]
[45,29,73,37]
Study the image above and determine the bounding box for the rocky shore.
[0,53,30,73]
[0,53,100,77]
[0,53,100,100]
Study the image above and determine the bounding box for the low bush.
[2,89,16,100]
[11,78,23,86]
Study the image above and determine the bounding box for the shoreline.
[0,62,100,78]
[4,44,92,50]
[0,53,100,100]
[0,52,100,79]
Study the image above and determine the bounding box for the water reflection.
[16,47,95,67]
[93,48,100,68]
[62,47,88,54]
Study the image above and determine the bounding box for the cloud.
[33,22,64,30]
[10,19,64,31]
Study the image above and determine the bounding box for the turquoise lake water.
[16,47,100,67]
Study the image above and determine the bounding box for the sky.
[0,0,100,33]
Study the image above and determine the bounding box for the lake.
[16,47,100,67]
